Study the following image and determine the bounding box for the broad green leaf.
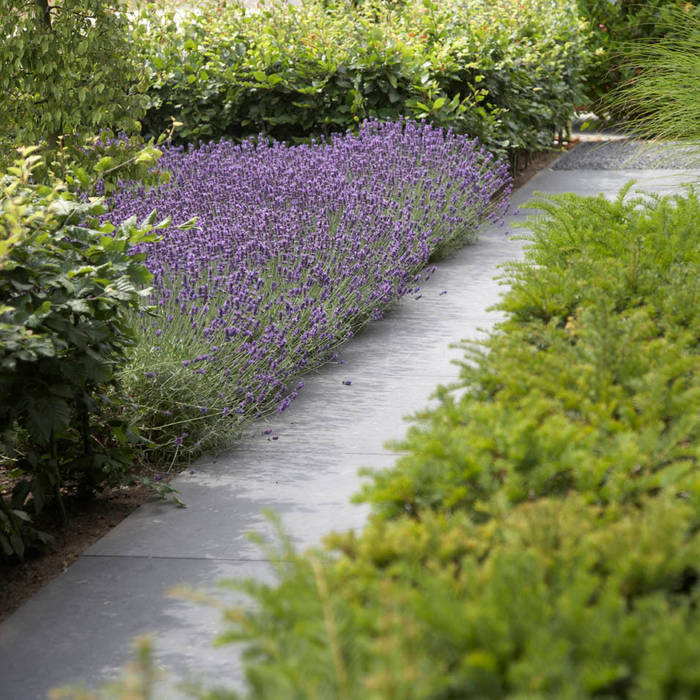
[94,156,115,174]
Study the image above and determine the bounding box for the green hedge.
[197,186,700,699]
[134,0,588,160]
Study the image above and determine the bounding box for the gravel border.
[553,139,700,170]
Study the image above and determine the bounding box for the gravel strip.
[554,139,700,170]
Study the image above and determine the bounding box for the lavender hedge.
[110,119,511,460]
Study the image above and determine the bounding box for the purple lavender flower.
[108,119,511,442]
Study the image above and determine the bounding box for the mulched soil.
[0,144,572,625]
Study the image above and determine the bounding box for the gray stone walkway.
[1,160,698,699]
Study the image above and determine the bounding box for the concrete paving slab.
[515,168,699,199]
[2,160,698,699]
[0,556,272,699]
[331,316,493,379]
[87,450,397,559]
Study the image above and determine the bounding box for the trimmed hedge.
[200,186,700,698]
[134,0,589,160]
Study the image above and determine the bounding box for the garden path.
[0,152,698,699]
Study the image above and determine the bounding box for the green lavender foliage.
[197,187,699,699]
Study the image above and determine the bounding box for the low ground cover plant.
[135,0,588,162]
[108,118,511,463]
[187,187,698,698]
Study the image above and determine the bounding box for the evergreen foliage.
[198,187,700,699]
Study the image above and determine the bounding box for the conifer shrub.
[193,186,699,698]
[361,185,700,519]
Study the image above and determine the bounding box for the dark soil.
[0,144,569,625]
[0,482,154,624]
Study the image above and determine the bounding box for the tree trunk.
[35,0,52,30]
[35,0,60,147]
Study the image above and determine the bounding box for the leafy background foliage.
[0,151,167,559]
[0,0,147,155]
[135,0,588,161]
[605,7,700,144]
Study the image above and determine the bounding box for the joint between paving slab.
[82,553,276,563]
